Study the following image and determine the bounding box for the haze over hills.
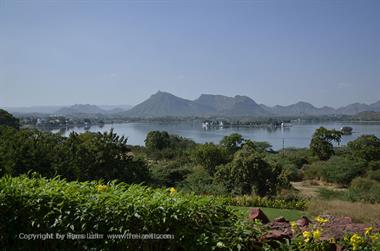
[260,102,336,116]
[4,106,65,114]
[4,104,132,115]
[57,104,107,115]
[124,91,380,118]
[124,91,215,117]
[194,94,269,117]
[3,91,379,117]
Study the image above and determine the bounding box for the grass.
[291,180,347,198]
[307,199,380,224]
[231,206,308,221]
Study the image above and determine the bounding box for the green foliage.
[0,127,63,177]
[368,169,380,182]
[215,146,285,196]
[144,131,195,160]
[0,127,149,183]
[317,178,380,203]
[220,133,244,153]
[178,166,228,195]
[309,127,342,160]
[145,131,172,151]
[348,135,380,161]
[265,149,313,182]
[228,195,308,210]
[0,109,19,129]
[149,160,191,187]
[304,156,366,185]
[191,143,229,175]
[346,177,380,203]
[0,175,263,250]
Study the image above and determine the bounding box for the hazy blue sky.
[0,0,379,108]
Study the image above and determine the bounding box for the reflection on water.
[54,121,380,150]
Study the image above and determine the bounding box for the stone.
[273,217,288,223]
[296,216,311,227]
[248,208,270,223]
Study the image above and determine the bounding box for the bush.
[178,166,228,195]
[0,128,150,183]
[191,143,229,176]
[346,178,380,203]
[144,131,195,160]
[368,169,380,182]
[317,178,380,203]
[149,160,192,187]
[228,195,308,210]
[215,148,284,196]
[0,109,19,129]
[0,175,262,250]
[304,157,366,186]
[348,135,380,161]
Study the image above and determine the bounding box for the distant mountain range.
[123,91,380,118]
[3,91,379,118]
[4,104,132,115]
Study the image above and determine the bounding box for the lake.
[57,121,380,150]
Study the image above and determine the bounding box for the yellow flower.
[364,226,373,236]
[290,221,297,231]
[96,184,108,193]
[315,216,329,224]
[313,229,321,240]
[303,231,312,243]
[169,187,176,194]
[370,233,379,242]
[350,233,364,250]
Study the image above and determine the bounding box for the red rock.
[248,208,270,223]
[262,229,291,241]
[273,217,288,223]
[296,216,311,227]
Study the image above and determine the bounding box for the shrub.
[348,135,380,161]
[0,128,150,183]
[215,148,284,196]
[178,166,228,195]
[191,143,229,175]
[0,175,263,250]
[0,109,19,129]
[144,131,195,160]
[228,195,308,210]
[346,178,380,203]
[149,160,192,187]
[368,169,380,182]
[304,157,366,186]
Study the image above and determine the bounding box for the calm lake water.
[58,121,380,150]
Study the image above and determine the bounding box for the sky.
[0,0,379,108]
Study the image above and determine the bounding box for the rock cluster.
[248,207,380,243]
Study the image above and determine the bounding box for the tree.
[61,129,149,182]
[145,131,171,151]
[220,133,244,153]
[191,143,229,175]
[347,135,380,161]
[0,109,19,129]
[215,149,282,196]
[0,127,149,183]
[310,127,342,160]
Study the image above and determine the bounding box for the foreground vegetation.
[0,175,261,250]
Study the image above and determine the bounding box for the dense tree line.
[1,109,380,201]
[0,126,149,183]
[0,109,19,129]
